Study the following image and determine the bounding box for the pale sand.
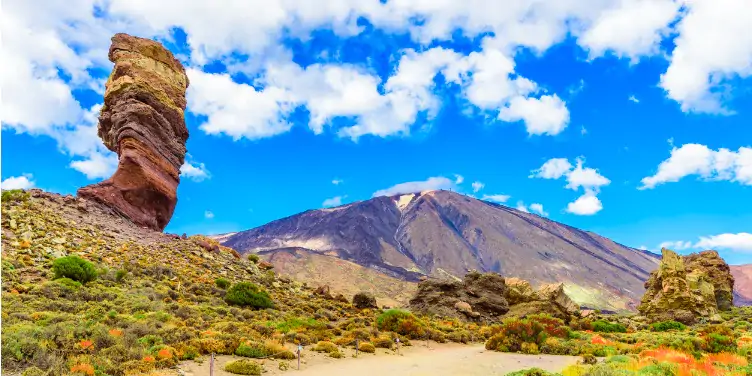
[177,342,581,376]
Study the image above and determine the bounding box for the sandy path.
[178,343,580,376]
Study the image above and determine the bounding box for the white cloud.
[515,200,530,213]
[580,125,587,135]
[565,158,611,191]
[628,95,640,103]
[529,203,549,217]
[180,160,211,182]
[332,179,343,185]
[579,0,681,60]
[696,233,752,252]
[204,210,215,219]
[454,174,464,185]
[472,181,485,193]
[497,95,570,136]
[530,158,574,179]
[658,240,694,251]
[373,176,456,197]
[566,192,603,215]
[70,152,118,179]
[1,174,35,190]
[482,194,511,203]
[322,195,346,208]
[660,0,752,113]
[640,144,752,189]
[187,69,296,140]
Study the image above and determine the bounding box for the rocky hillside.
[732,265,752,306]
[223,190,660,311]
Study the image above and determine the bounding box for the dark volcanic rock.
[77,33,189,231]
[409,271,579,323]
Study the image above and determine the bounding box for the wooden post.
[297,345,302,370]
[396,338,400,355]
[355,339,359,358]
[210,353,214,376]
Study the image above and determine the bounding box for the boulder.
[352,292,378,309]
[504,277,538,305]
[77,33,189,231]
[638,248,734,324]
[536,283,580,316]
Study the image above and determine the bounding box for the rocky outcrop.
[408,271,580,323]
[78,33,189,231]
[638,248,734,324]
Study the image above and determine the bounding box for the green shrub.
[115,269,127,282]
[592,320,627,333]
[705,333,736,353]
[650,321,686,332]
[21,366,46,376]
[485,315,571,353]
[55,277,82,289]
[224,282,274,309]
[1,189,30,203]
[313,341,338,353]
[224,359,262,375]
[247,254,260,263]
[215,278,231,289]
[357,342,375,353]
[52,255,97,284]
[376,309,425,338]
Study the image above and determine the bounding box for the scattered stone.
[77,33,190,232]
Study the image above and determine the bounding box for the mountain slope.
[224,190,660,311]
[731,265,752,306]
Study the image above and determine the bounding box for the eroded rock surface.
[408,271,580,323]
[77,33,189,231]
[638,248,734,324]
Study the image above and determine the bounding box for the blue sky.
[2,1,752,264]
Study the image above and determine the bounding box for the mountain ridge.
[222,190,661,311]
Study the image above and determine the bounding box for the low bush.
[52,255,97,284]
[591,320,626,333]
[215,278,231,289]
[485,315,572,353]
[650,321,687,332]
[224,359,262,375]
[1,189,30,203]
[357,342,375,353]
[505,368,559,376]
[224,283,274,309]
[312,341,338,353]
[376,310,425,339]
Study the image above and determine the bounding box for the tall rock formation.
[78,33,189,231]
[638,248,734,324]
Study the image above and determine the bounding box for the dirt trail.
[178,343,580,376]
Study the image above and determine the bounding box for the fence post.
[355,339,359,358]
[297,344,302,370]
[210,353,214,376]
[396,338,400,355]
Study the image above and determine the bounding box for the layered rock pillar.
[78,33,189,231]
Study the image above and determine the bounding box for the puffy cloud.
[529,203,549,217]
[180,159,211,182]
[322,195,346,208]
[566,192,603,215]
[532,157,610,215]
[373,176,456,197]
[472,181,485,193]
[482,194,511,203]
[579,0,681,60]
[454,174,465,185]
[530,158,574,179]
[640,144,752,189]
[660,0,752,113]
[656,233,752,253]
[1,174,35,190]
[696,233,752,252]
[497,95,570,136]
[628,95,640,103]
[515,201,530,213]
[565,159,611,191]
[332,179,344,185]
[204,210,215,219]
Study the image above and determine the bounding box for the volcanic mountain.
[222,190,661,311]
